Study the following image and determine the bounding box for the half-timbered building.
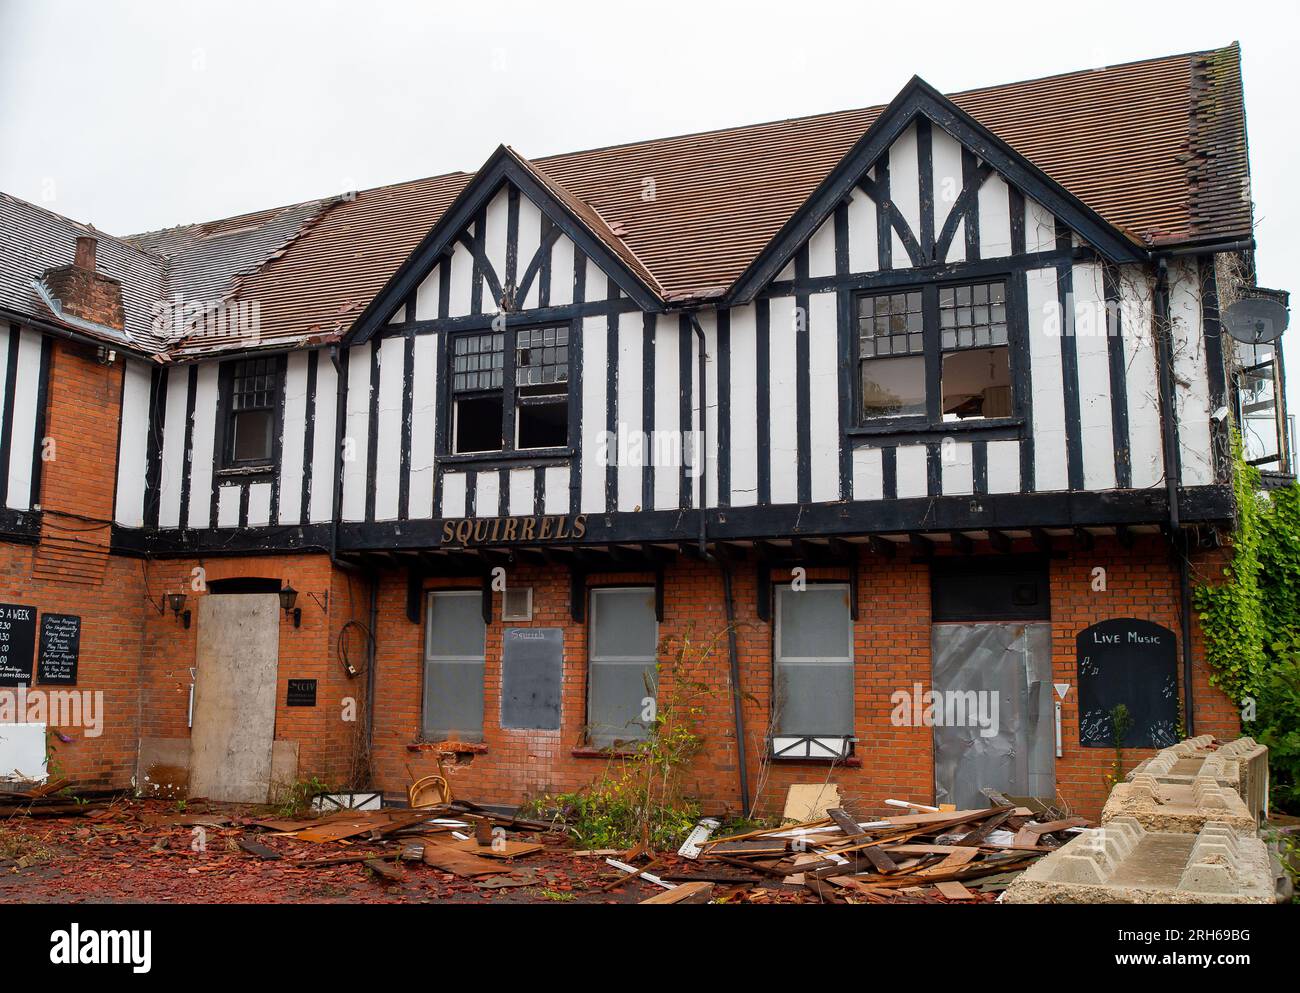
[0,44,1288,816]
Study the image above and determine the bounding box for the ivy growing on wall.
[1194,439,1300,810]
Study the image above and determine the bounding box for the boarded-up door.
[190,594,280,803]
[931,622,1054,810]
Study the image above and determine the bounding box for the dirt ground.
[0,797,681,905]
[0,796,826,905]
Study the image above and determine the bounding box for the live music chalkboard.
[1077,618,1179,749]
[37,613,81,685]
[501,627,562,730]
[0,602,37,687]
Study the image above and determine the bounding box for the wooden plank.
[639,881,714,904]
[861,845,900,874]
[422,841,500,876]
[827,807,866,839]
[448,838,543,859]
[364,858,406,883]
[914,847,978,876]
[934,880,977,900]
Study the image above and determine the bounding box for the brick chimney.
[41,233,126,331]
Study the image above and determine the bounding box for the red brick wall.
[365,536,1239,821]
[136,553,373,793]
[0,339,142,788]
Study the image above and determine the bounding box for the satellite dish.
[1222,297,1289,345]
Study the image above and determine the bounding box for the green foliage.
[529,625,721,851]
[1194,439,1300,812]
[274,776,332,818]
[1104,704,1134,789]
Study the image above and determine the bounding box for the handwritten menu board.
[1077,618,1179,749]
[37,613,81,685]
[0,602,38,686]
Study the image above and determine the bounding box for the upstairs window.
[938,282,1011,420]
[451,332,505,453]
[222,356,280,468]
[860,290,926,419]
[451,325,569,454]
[857,279,1013,429]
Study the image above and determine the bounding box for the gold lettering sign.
[440,514,586,547]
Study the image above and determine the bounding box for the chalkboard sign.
[0,602,37,687]
[286,679,317,707]
[37,613,81,685]
[500,627,562,730]
[1077,618,1179,749]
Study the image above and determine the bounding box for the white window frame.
[422,590,486,741]
[772,583,854,758]
[587,586,658,747]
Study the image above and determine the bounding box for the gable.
[399,181,590,323]
[731,78,1146,303]
[347,147,663,343]
[776,118,1067,289]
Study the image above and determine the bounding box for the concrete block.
[1127,735,1268,826]
[1002,818,1273,904]
[1102,774,1255,837]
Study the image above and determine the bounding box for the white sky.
[1,0,1295,431]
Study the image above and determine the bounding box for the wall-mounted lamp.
[279,585,301,628]
[166,591,191,629]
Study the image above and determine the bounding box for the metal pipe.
[720,562,751,817]
[687,315,709,556]
[684,312,749,813]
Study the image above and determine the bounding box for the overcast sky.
[1,0,1295,429]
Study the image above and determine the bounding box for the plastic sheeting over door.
[931,623,1053,810]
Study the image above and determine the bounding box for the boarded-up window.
[587,587,657,747]
[774,584,853,736]
[423,591,486,741]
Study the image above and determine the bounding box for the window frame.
[585,585,659,748]
[771,582,855,745]
[421,588,487,742]
[848,277,1023,439]
[216,354,285,474]
[443,321,573,462]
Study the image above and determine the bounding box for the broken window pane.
[941,347,1011,420]
[454,395,504,453]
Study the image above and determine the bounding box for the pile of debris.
[0,779,108,818]
[609,799,1091,904]
[233,797,559,889]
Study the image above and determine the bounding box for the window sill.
[215,464,275,479]
[846,417,1023,444]
[770,755,863,768]
[439,447,574,468]
[407,739,487,755]
[571,746,643,760]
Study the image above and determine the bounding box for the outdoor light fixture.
[166,592,191,629]
[280,585,301,628]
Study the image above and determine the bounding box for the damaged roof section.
[0,191,169,352]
